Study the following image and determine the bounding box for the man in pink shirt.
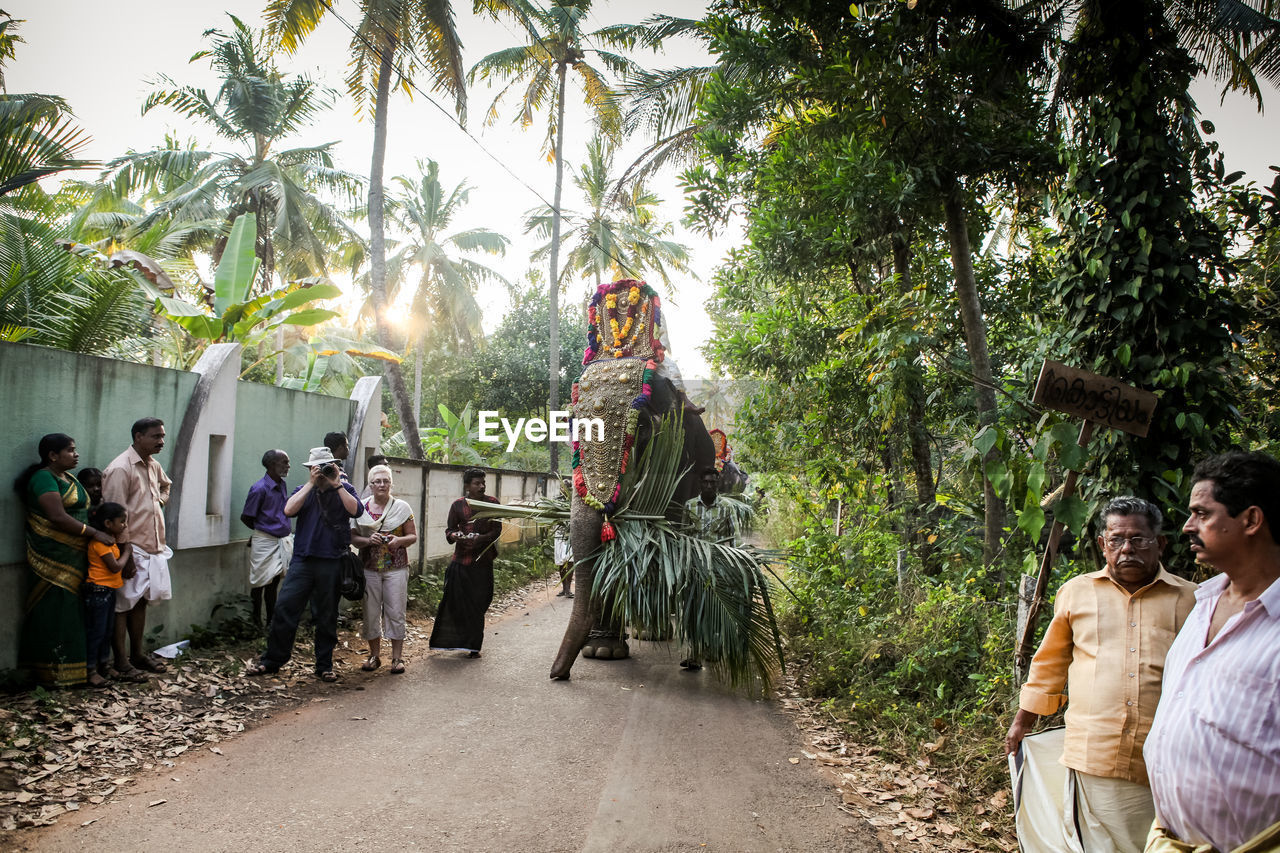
[1144,451,1280,852]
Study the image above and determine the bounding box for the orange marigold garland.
[582,279,664,365]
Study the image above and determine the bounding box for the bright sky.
[11,0,732,377]
[10,3,1279,382]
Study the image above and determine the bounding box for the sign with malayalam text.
[1032,360,1157,437]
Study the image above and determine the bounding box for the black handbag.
[338,550,365,601]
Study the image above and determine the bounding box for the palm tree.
[1023,0,1280,108]
[524,135,691,294]
[103,16,362,294]
[384,159,509,412]
[471,0,648,472]
[0,94,94,198]
[0,11,24,93]
[612,15,728,187]
[0,24,150,352]
[0,203,155,353]
[266,0,467,461]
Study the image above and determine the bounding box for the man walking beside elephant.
[430,469,501,658]
[679,467,743,670]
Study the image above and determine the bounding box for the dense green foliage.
[678,0,1280,802]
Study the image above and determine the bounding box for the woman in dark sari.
[429,468,501,658]
[15,434,114,688]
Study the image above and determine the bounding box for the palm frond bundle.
[468,414,784,690]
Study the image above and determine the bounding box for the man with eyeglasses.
[1143,452,1280,852]
[1006,496,1198,852]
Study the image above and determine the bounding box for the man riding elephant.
[709,428,749,494]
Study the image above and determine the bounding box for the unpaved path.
[18,588,882,853]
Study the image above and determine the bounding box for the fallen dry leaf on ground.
[0,583,539,835]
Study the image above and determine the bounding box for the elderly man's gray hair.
[1099,496,1163,532]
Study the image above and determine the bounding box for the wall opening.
[206,433,226,516]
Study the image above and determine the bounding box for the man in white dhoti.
[240,449,294,627]
[102,417,173,676]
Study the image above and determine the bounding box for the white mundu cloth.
[115,545,173,612]
[1010,727,1153,853]
[248,530,293,588]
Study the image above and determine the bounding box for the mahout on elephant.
[708,428,749,495]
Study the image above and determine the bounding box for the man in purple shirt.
[1144,451,1280,852]
[245,447,361,682]
[240,449,292,627]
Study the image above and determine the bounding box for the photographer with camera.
[246,446,361,682]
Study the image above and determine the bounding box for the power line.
[315,0,650,284]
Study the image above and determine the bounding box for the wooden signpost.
[1015,361,1159,683]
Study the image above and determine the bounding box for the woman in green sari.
[14,434,114,688]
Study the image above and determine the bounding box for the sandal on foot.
[132,656,167,673]
[85,674,110,689]
[467,651,481,659]
[244,660,276,677]
[361,656,381,672]
[564,591,574,599]
[317,670,338,682]
[390,659,405,674]
[113,667,149,683]
[555,590,566,596]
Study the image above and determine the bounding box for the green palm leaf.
[469,414,785,690]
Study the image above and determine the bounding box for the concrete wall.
[378,460,549,571]
[0,341,358,670]
[1,340,551,672]
[230,380,359,540]
[1,344,197,565]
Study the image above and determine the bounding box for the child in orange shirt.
[85,502,134,687]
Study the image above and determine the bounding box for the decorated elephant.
[550,279,717,680]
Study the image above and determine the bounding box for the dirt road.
[19,589,881,853]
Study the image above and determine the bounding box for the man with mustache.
[1006,496,1197,852]
[101,417,173,677]
[1144,451,1280,852]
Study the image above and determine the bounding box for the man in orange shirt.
[1005,496,1198,853]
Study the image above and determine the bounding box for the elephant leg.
[581,622,630,660]
[551,498,605,680]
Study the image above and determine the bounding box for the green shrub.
[778,517,1019,790]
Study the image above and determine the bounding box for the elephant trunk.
[551,496,604,680]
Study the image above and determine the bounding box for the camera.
[320,463,338,478]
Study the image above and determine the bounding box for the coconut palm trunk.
[370,47,423,459]
[547,59,568,474]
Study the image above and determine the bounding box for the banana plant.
[385,402,483,464]
[153,213,340,351]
